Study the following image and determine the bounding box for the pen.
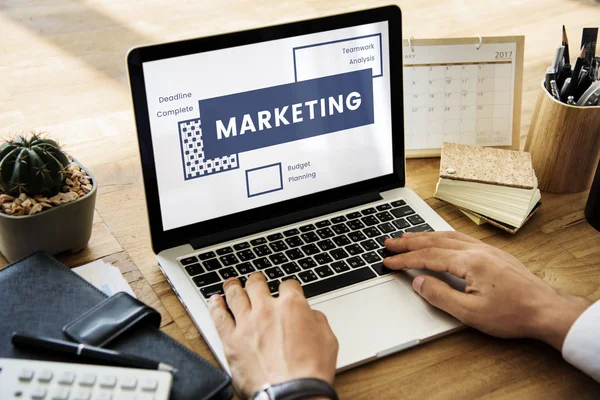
[563,46,587,101]
[11,332,177,373]
[562,25,570,65]
[545,46,565,92]
[550,80,560,100]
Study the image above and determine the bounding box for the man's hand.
[208,273,338,398]
[384,231,592,350]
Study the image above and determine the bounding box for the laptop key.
[376,204,392,211]
[267,233,283,241]
[265,267,285,280]
[345,244,364,256]
[315,220,331,228]
[285,236,304,248]
[299,224,315,232]
[391,231,404,238]
[250,238,267,246]
[285,248,304,260]
[302,267,376,299]
[391,206,416,218]
[316,227,335,239]
[372,262,394,276]
[316,239,336,252]
[267,280,280,294]
[331,260,350,273]
[237,249,256,261]
[405,224,434,233]
[347,220,365,230]
[254,244,272,257]
[347,256,366,268]
[300,232,319,243]
[348,231,366,242]
[375,211,394,222]
[298,257,317,270]
[220,254,239,266]
[282,262,301,274]
[219,267,239,280]
[198,252,216,261]
[253,257,272,270]
[203,258,222,271]
[331,216,347,224]
[314,253,333,265]
[237,262,255,275]
[361,215,379,226]
[391,200,406,207]
[200,283,224,298]
[346,212,361,219]
[298,270,318,283]
[407,214,425,226]
[282,275,301,283]
[270,240,288,252]
[363,226,381,238]
[360,239,379,251]
[379,223,395,234]
[315,266,334,278]
[283,228,300,237]
[269,253,288,265]
[193,272,220,287]
[216,247,233,255]
[377,248,396,258]
[332,235,351,247]
[185,263,204,277]
[301,243,320,256]
[361,208,377,215]
[331,223,350,235]
[233,242,250,251]
[375,235,390,247]
[180,256,198,266]
[239,276,248,287]
[330,248,349,260]
[393,218,410,229]
[362,251,381,264]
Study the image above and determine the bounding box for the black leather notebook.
[0,252,232,400]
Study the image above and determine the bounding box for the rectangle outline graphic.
[245,163,283,198]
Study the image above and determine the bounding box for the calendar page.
[402,37,523,157]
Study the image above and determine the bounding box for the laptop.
[127,5,464,373]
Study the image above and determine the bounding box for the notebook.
[0,252,232,400]
[402,35,524,158]
[434,142,541,232]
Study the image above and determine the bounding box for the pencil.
[562,25,570,65]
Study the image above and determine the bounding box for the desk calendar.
[402,36,524,157]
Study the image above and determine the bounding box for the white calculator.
[0,358,173,400]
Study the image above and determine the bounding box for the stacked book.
[434,142,542,233]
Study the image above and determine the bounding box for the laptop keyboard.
[178,200,434,300]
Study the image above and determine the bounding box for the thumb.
[412,275,470,321]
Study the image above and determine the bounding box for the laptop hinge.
[190,191,383,250]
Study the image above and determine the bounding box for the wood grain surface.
[1,1,600,398]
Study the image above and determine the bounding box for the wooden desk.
[1,0,599,398]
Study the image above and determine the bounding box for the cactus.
[0,133,70,196]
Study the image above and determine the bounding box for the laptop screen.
[142,21,392,231]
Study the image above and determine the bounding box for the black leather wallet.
[63,292,161,347]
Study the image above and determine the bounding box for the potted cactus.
[0,133,97,262]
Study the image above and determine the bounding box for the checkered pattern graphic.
[178,118,239,180]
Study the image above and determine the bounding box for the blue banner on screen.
[199,69,374,159]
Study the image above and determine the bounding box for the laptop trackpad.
[312,279,439,368]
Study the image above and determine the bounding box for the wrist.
[533,292,592,351]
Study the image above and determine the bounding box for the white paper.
[73,260,136,298]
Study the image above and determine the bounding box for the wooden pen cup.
[525,82,600,193]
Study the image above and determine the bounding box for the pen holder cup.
[525,81,600,193]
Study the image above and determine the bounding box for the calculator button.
[72,389,91,400]
[18,368,34,382]
[58,371,76,385]
[37,370,53,383]
[99,375,117,388]
[51,387,70,400]
[120,376,137,390]
[141,378,159,392]
[31,387,47,399]
[79,373,96,387]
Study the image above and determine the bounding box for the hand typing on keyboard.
[208,272,338,398]
[382,231,592,351]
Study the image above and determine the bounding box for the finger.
[278,278,304,298]
[385,235,472,254]
[223,278,251,318]
[383,248,471,278]
[244,271,271,305]
[401,230,480,244]
[208,294,236,339]
[412,275,472,321]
